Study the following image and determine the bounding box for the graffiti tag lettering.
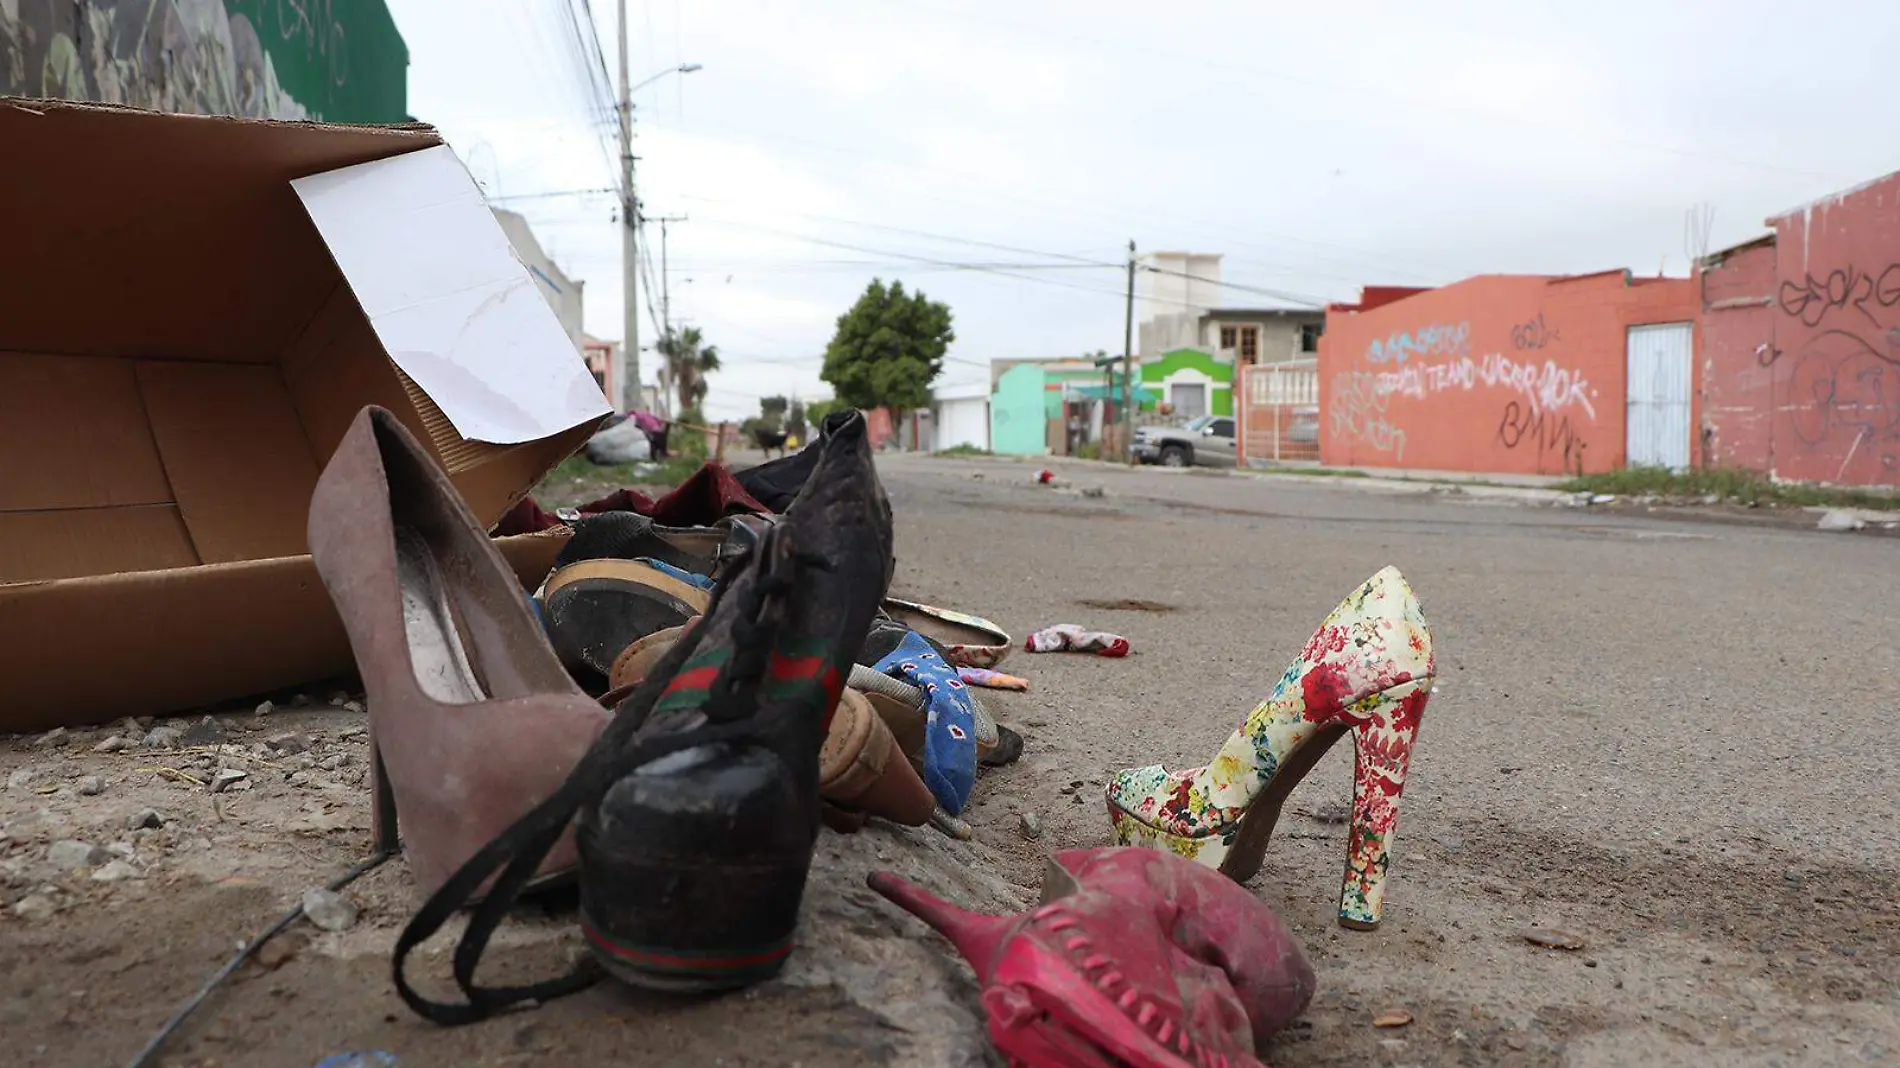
[1509,312,1561,351]
[1364,322,1469,366]
[1496,401,1589,473]
[1776,263,1900,328]
[1331,371,1407,460]
[1370,352,1596,420]
[279,0,350,88]
[1782,329,1900,475]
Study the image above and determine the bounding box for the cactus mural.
[0,0,407,123]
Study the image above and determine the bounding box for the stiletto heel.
[309,406,608,900]
[1105,566,1433,929]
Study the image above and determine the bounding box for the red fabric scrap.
[495,462,769,536]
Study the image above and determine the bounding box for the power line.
[691,214,1320,310]
[902,0,1855,187]
[488,186,616,203]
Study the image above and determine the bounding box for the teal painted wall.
[991,363,1048,455]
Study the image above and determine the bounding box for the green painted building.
[1139,348,1233,417]
[1,0,408,123]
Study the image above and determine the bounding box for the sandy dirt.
[3,451,1897,1067]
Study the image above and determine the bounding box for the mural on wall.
[0,0,408,123]
[1764,254,1900,482]
[1330,312,1600,472]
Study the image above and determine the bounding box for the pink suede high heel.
[308,406,608,898]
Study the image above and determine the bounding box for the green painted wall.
[1139,348,1233,416]
[1,0,408,123]
[990,363,1048,456]
[227,0,409,121]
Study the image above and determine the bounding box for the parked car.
[1287,406,1319,446]
[1131,415,1237,468]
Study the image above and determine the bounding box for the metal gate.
[1625,323,1693,471]
[1238,360,1320,465]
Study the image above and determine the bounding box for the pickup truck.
[1131,415,1237,468]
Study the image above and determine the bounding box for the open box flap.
[292,145,612,445]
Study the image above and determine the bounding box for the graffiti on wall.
[1764,254,1900,479]
[1764,326,1900,477]
[1509,312,1562,351]
[1337,317,1601,471]
[1331,370,1408,460]
[1363,322,1469,366]
[1369,351,1597,420]
[1496,400,1589,469]
[0,0,406,122]
[1776,263,1900,328]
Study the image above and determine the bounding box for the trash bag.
[585,419,652,464]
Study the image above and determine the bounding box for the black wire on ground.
[123,850,394,1068]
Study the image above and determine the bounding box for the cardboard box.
[0,100,608,732]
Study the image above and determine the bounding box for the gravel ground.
[2,451,1896,1067]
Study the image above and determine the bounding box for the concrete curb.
[908,451,1574,506]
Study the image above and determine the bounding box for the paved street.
[876,451,1900,1067]
[4,452,1896,1067]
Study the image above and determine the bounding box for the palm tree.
[656,326,721,416]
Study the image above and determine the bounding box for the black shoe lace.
[390,529,811,1025]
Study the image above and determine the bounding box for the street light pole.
[613,2,701,414]
[616,0,638,413]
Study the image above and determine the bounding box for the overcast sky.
[387,0,1900,421]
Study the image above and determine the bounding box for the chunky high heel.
[576,410,894,992]
[308,407,610,899]
[1105,566,1433,929]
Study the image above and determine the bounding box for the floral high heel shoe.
[1104,566,1433,930]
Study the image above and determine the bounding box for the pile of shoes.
[306,406,1033,1013]
[304,402,1435,1065]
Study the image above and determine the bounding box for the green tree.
[657,327,722,415]
[820,279,955,412]
[759,395,789,430]
[804,397,845,427]
[787,398,809,440]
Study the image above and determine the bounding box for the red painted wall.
[1319,273,1698,475]
[1769,175,1900,484]
[1698,170,1900,486]
[1699,239,1779,471]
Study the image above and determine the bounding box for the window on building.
[1219,326,1237,350]
[1238,326,1259,362]
[1300,322,1323,353]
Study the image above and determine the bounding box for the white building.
[493,208,585,355]
[1136,251,1223,355]
[930,380,992,452]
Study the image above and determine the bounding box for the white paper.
[292,145,610,445]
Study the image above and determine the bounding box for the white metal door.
[1170,382,1208,418]
[1626,323,1693,470]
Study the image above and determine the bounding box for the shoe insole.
[397,526,485,705]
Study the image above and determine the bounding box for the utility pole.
[651,214,686,420]
[652,215,686,340]
[616,0,640,413]
[1122,239,1137,465]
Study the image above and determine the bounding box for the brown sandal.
[541,559,711,691]
[819,689,936,830]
